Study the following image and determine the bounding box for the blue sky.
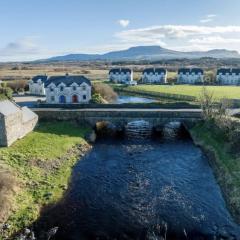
[0,0,240,61]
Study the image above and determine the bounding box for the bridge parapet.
[33,108,203,127]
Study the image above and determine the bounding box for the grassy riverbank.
[0,122,91,238]
[190,121,240,223]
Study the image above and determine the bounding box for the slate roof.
[143,68,167,74]
[0,100,21,116]
[32,75,48,83]
[178,68,191,74]
[232,69,240,75]
[191,68,204,74]
[178,68,204,75]
[217,68,231,75]
[218,68,240,75]
[45,75,91,87]
[109,68,132,74]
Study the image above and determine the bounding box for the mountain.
[41,46,240,62]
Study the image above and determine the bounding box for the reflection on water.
[36,138,240,240]
[115,95,157,104]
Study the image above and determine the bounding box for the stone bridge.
[33,108,203,128]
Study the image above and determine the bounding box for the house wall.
[29,82,46,96]
[45,83,92,104]
[177,73,204,84]
[217,74,240,85]
[109,72,133,83]
[4,111,23,146]
[142,72,167,83]
[0,103,38,147]
[0,115,7,146]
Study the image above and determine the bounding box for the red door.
[72,95,78,103]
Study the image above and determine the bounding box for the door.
[72,95,78,103]
[59,95,66,103]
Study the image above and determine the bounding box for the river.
[36,135,240,240]
[115,95,157,104]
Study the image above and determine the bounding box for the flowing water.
[37,136,240,240]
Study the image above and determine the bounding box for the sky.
[1,0,240,61]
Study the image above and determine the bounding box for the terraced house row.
[109,67,240,85]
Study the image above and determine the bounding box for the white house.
[109,68,133,84]
[45,74,92,104]
[142,68,167,84]
[28,75,48,96]
[177,68,204,84]
[216,68,240,85]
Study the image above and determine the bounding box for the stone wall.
[0,101,38,147]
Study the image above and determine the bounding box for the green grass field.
[127,85,240,100]
[0,122,90,237]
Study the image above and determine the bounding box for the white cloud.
[115,24,240,52]
[0,37,40,57]
[189,36,240,44]
[200,14,217,24]
[118,19,130,28]
[0,37,58,62]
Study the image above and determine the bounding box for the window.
[83,95,87,100]
[51,96,55,102]
[73,86,77,91]
[60,86,64,91]
[50,87,54,92]
[82,85,86,91]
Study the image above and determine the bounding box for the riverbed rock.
[95,121,118,137]
[85,131,97,143]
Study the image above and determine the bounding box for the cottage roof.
[178,68,203,75]
[109,68,132,74]
[143,68,167,74]
[231,69,240,75]
[191,68,204,74]
[45,75,91,87]
[178,68,190,74]
[32,75,48,83]
[217,68,231,75]
[0,100,21,116]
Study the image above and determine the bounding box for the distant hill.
[40,46,240,62]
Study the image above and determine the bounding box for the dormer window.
[50,87,54,92]
[73,86,77,91]
[82,85,86,91]
[60,86,64,91]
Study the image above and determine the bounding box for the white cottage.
[142,68,167,84]
[216,68,240,85]
[45,75,92,104]
[109,68,133,84]
[177,68,204,84]
[28,75,48,96]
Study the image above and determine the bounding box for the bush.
[91,93,105,104]
[7,80,28,93]
[0,84,13,100]
[93,83,117,103]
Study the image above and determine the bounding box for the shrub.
[0,84,13,100]
[91,93,105,104]
[7,80,28,93]
[93,83,117,103]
